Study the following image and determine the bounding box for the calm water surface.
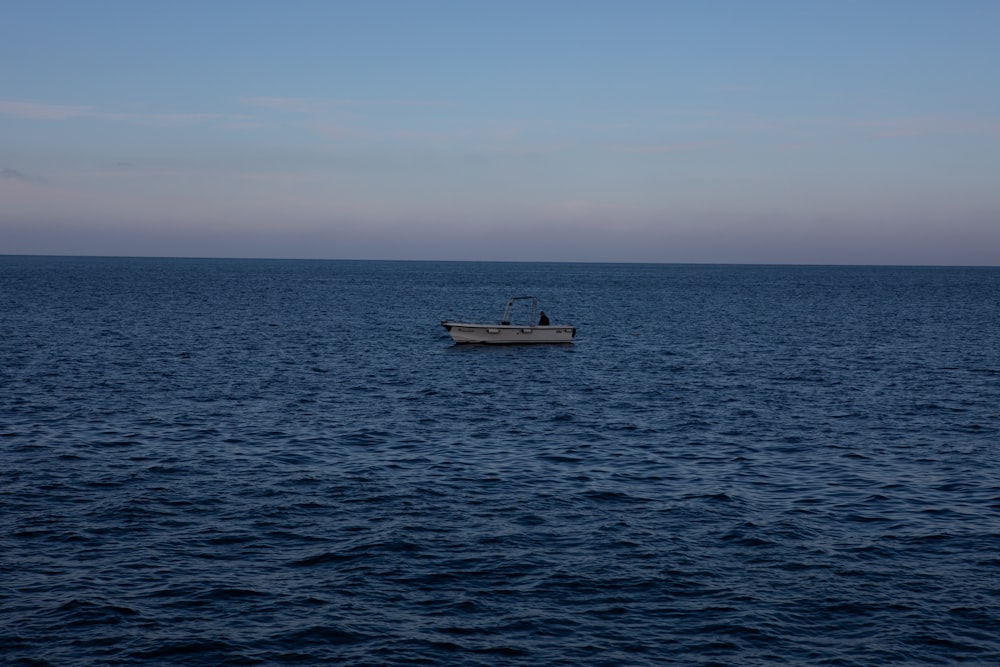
[2,256,999,665]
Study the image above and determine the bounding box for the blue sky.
[2,1,998,264]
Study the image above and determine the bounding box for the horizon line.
[2,253,997,269]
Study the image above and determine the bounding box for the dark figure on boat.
[537,311,550,326]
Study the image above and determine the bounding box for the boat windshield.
[501,296,538,326]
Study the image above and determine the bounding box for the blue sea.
[2,255,999,666]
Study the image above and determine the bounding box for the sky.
[2,1,999,264]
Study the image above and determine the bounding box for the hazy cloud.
[2,167,30,181]
[0,100,92,120]
[311,122,373,141]
[0,99,236,127]
[241,97,340,114]
[484,140,568,155]
[241,97,444,114]
[607,141,717,154]
[849,115,1000,139]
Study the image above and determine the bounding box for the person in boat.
[537,311,550,326]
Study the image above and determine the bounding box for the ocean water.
[1,255,998,666]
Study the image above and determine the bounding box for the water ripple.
[2,258,999,665]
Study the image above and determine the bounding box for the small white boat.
[441,296,576,344]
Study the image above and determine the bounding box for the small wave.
[129,639,243,660]
[46,598,140,624]
[273,625,372,646]
[581,489,650,504]
[290,550,364,567]
[196,587,267,601]
[5,259,1000,667]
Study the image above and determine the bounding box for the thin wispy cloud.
[218,118,265,130]
[849,115,1000,139]
[241,97,446,113]
[714,85,759,93]
[647,111,1000,141]
[485,140,569,155]
[311,122,373,141]
[241,97,344,114]
[309,117,533,146]
[771,142,810,153]
[607,141,717,154]
[115,112,228,127]
[241,97,458,142]
[0,99,239,127]
[0,100,92,120]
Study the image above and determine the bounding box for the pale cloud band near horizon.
[5,97,1000,145]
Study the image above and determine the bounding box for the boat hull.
[441,321,575,344]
